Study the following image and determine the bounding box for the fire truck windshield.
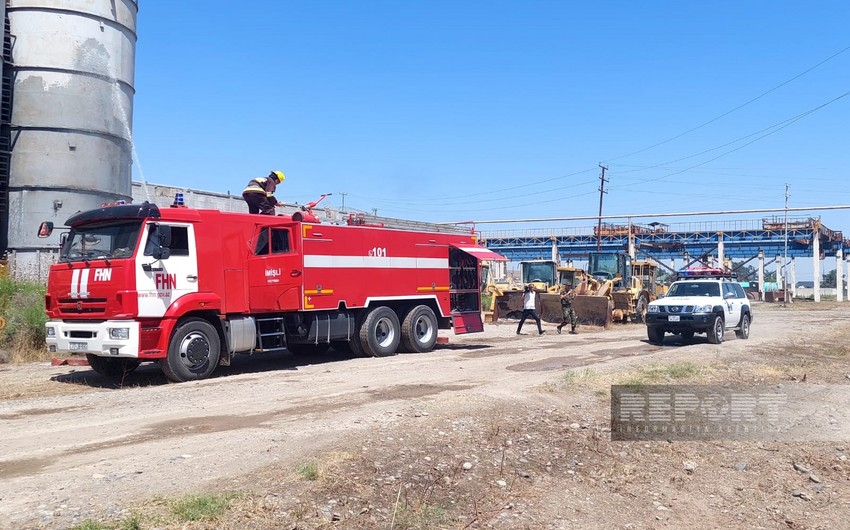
[61,220,143,262]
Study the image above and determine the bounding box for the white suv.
[645,277,752,345]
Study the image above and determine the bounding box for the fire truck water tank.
[5,0,138,277]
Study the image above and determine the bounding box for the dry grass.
[756,300,847,312]
[0,377,94,401]
[6,344,52,364]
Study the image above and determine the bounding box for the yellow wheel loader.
[492,260,614,328]
[489,259,556,320]
[585,253,659,324]
[538,265,614,328]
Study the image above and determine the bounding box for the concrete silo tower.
[3,0,138,277]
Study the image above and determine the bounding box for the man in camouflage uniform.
[557,283,578,335]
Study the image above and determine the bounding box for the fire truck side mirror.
[38,221,54,238]
[148,224,172,260]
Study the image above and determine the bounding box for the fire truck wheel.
[360,306,401,357]
[400,305,438,353]
[86,354,140,379]
[162,318,221,382]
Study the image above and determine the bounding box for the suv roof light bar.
[676,267,738,280]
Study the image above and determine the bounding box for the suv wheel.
[647,327,665,345]
[707,315,724,344]
[735,314,751,339]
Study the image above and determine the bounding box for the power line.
[604,44,850,162]
[609,88,850,180]
[450,204,850,225]
[346,176,599,210]
[346,167,599,206]
[608,88,850,190]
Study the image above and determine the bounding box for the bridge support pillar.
[847,256,850,301]
[717,235,725,268]
[846,256,850,302]
[813,236,821,302]
[757,251,765,301]
[776,254,783,297]
[551,238,559,264]
[790,258,796,303]
[837,250,844,302]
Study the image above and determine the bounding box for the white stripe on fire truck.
[79,268,90,298]
[71,269,80,298]
[303,256,448,269]
[70,269,90,298]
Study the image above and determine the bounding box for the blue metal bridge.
[480,217,849,263]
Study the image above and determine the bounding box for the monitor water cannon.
[291,193,332,223]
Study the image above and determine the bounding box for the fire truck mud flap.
[452,312,484,334]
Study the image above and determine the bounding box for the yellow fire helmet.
[270,170,286,183]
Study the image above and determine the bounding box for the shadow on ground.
[49,347,372,389]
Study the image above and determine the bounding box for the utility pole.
[339,192,347,213]
[783,183,790,306]
[596,163,608,252]
[372,208,378,216]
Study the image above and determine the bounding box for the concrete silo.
[4,0,138,278]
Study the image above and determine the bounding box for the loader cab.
[632,260,658,292]
[520,260,557,289]
[557,267,587,292]
[588,252,631,289]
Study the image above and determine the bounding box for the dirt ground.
[1,303,849,529]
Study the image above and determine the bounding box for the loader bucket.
[493,291,526,321]
[538,293,566,323]
[572,295,614,328]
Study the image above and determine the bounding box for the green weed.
[170,493,235,522]
[0,276,49,363]
[297,461,320,481]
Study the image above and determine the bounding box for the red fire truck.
[39,199,504,382]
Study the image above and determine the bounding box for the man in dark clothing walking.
[557,283,579,334]
[243,170,285,215]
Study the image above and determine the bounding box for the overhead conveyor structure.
[481,216,850,303]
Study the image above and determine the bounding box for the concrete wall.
[794,288,838,298]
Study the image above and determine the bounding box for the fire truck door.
[135,223,200,318]
[247,227,301,311]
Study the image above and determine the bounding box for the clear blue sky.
[132,1,850,237]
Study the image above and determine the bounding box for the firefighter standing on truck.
[242,170,285,215]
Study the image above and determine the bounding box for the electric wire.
[604,44,850,162]
[608,88,850,190]
[345,166,599,207]
[346,176,599,210]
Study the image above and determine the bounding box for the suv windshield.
[61,220,143,262]
[666,281,720,297]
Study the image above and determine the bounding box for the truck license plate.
[69,342,88,351]
[668,315,680,322]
